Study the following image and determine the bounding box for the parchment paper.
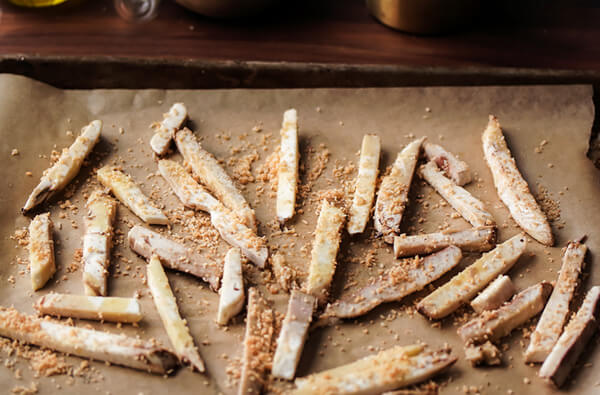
[0,74,598,395]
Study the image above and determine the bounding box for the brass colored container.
[366,0,481,35]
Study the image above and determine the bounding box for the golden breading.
[23,120,102,212]
[321,246,462,321]
[276,109,300,224]
[374,138,423,243]
[174,127,256,230]
[417,234,527,319]
[239,288,274,395]
[150,103,187,156]
[216,248,245,326]
[28,213,55,291]
[147,255,205,372]
[272,290,317,380]
[526,241,587,363]
[82,190,117,296]
[36,293,142,323]
[539,286,600,388]
[482,115,553,245]
[293,344,456,395]
[458,282,552,344]
[0,306,177,374]
[159,159,268,267]
[97,166,168,225]
[423,140,472,186]
[419,161,495,228]
[305,200,346,304]
[347,134,380,235]
[394,226,496,258]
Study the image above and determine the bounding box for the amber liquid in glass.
[8,0,69,7]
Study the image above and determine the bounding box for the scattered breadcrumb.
[255,148,280,197]
[227,150,259,185]
[67,248,82,273]
[534,139,548,154]
[301,145,330,194]
[11,382,38,395]
[0,337,105,383]
[11,228,29,247]
[535,183,561,223]
[225,356,242,388]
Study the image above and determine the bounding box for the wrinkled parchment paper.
[0,74,598,395]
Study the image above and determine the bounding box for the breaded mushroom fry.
[146,255,205,372]
[175,128,256,230]
[305,200,346,304]
[293,344,457,395]
[321,246,462,321]
[128,225,222,290]
[374,138,423,243]
[158,158,219,212]
[150,103,187,156]
[419,161,495,228]
[539,286,600,388]
[347,134,380,235]
[276,109,299,225]
[470,274,516,314]
[29,213,55,291]
[239,288,274,395]
[417,234,527,320]
[82,190,117,296]
[216,248,245,326]
[97,166,168,225]
[423,140,472,186]
[158,159,268,267]
[272,290,317,380]
[35,293,142,323]
[394,226,496,258]
[0,307,177,374]
[482,115,553,245]
[525,241,587,363]
[23,120,102,212]
[458,282,553,344]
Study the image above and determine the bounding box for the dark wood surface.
[1,0,599,71]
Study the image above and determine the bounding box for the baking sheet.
[0,74,598,394]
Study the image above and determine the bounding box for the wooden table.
[1,0,599,70]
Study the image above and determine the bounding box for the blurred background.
[0,0,597,69]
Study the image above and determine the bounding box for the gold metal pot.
[366,0,481,35]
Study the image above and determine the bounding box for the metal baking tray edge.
[1,54,598,163]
